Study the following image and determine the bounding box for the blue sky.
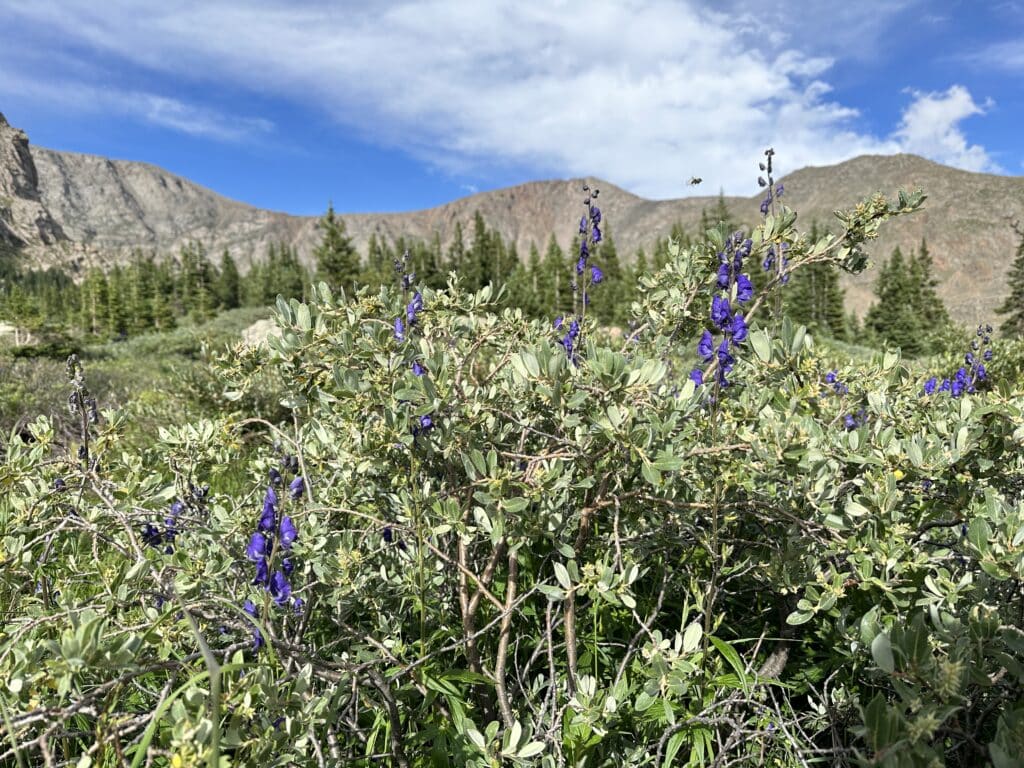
[0,1,1020,216]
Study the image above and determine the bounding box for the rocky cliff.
[2,113,1022,326]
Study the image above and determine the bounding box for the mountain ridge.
[2,113,1022,327]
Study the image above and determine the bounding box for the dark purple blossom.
[735,274,753,303]
[394,317,405,342]
[279,516,298,549]
[729,313,748,343]
[246,532,269,561]
[591,265,604,284]
[289,476,304,501]
[412,360,426,376]
[689,368,704,386]
[711,296,731,329]
[698,330,714,362]
[270,571,292,606]
[253,557,270,586]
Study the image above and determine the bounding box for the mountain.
[2,112,1022,328]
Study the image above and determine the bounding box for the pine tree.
[217,250,241,310]
[997,223,1024,337]
[700,192,737,235]
[865,247,923,356]
[314,204,360,293]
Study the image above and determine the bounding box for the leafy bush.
[1,176,1022,768]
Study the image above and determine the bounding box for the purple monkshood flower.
[407,292,424,325]
[698,330,714,362]
[844,414,857,430]
[142,523,162,548]
[576,256,587,275]
[281,557,294,575]
[983,349,992,361]
[579,215,587,235]
[269,468,282,486]
[760,197,771,215]
[590,205,601,225]
[270,571,292,606]
[259,494,276,533]
[383,526,394,544]
[579,240,589,259]
[591,225,602,244]
[419,414,433,431]
[711,296,731,329]
[735,274,754,303]
[279,516,298,549]
[394,317,405,342]
[170,500,185,517]
[554,316,564,330]
[591,265,604,284]
[289,476,304,501]
[776,183,784,197]
[293,598,305,616]
[730,313,748,343]
[717,339,735,373]
[412,361,426,376]
[246,532,269,561]
[254,557,270,586]
[243,599,258,618]
[922,377,937,395]
[689,368,704,386]
[717,263,731,289]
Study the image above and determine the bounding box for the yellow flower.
[893,469,905,481]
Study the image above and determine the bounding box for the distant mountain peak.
[1,111,1022,328]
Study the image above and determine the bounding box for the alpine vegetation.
[3,148,1024,768]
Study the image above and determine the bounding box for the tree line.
[0,197,978,356]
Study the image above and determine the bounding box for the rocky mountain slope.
[2,112,1022,327]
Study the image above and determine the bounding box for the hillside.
[2,111,1022,327]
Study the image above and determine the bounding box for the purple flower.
[590,265,604,284]
[589,206,601,225]
[844,414,857,430]
[383,526,394,544]
[717,339,735,373]
[279,516,298,549]
[394,317,405,342]
[717,263,731,289]
[243,599,258,618]
[293,598,305,616]
[760,198,771,215]
[825,370,837,384]
[406,292,424,325]
[289,476,304,501]
[554,316,564,330]
[983,349,992,361]
[579,215,587,235]
[246,532,268,561]
[579,240,589,260]
[259,498,276,533]
[281,557,294,575]
[698,330,714,362]
[269,468,282,486]
[270,571,292,606]
[419,414,433,430]
[254,557,270,586]
[923,377,937,395]
[711,296,731,329]
[735,274,753,303]
[142,523,163,548]
[591,225,601,244]
[730,313,748,343]
[976,363,986,380]
[576,256,587,275]
[689,368,704,386]
[776,183,784,197]
[412,361,426,376]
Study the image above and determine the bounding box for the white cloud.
[892,86,999,173]
[0,1,1000,197]
[0,70,273,143]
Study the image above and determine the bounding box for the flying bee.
[688,176,702,186]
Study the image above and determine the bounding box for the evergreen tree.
[700,192,737,235]
[217,250,241,310]
[865,247,923,356]
[997,223,1024,336]
[314,204,360,293]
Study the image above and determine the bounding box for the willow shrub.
[2,184,1023,768]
